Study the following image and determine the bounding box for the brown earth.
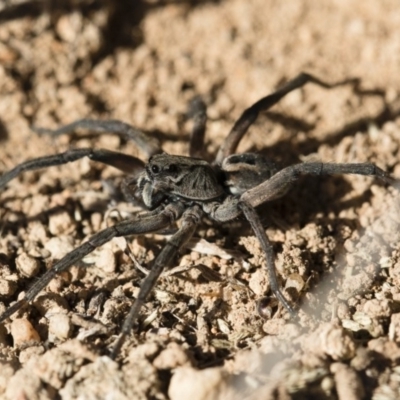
[0,1,400,399]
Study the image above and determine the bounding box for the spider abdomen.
[221,153,278,195]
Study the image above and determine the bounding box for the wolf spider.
[0,73,394,358]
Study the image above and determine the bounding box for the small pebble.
[11,319,41,347]
[153,342,190,370]
[44,236,74,260]
[48,211,75,236]
[0,279,17,297]
[16,252,40,278]
[331,362,364,400]
[169,367,228,400]
[19,345,45,364]
[48,314,72,342]
[285,273,305,292]
[302,322,355,361]
[83,247,116,275]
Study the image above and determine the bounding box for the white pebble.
[16,253,40,278]
[48,313,72,342]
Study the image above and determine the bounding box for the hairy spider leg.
[0,202,184,325]
[0,148,145,189]
[239,201,296,316]
[187,96,207,158]
[33,118,161,158]
[237,161,396,315]
[111,205,203,358]
[215,72,361,164]
[241,162,395,207]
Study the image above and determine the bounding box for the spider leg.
[187,96,207,158]
[0,148,145,189]
[236,162,395,315]
[0,202,185,324]
[203,197,295,316]
[215,73,359,163]
[239,201,295,316]
[33,119,161,158]
[241,162,395,207]
[110,205,203,359]
[205,161,395,316]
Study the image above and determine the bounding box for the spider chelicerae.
[0,73,395,358]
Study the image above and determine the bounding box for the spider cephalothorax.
[0,73,395,358]
[139,154,225,208]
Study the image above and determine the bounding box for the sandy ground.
[0,0,400,399]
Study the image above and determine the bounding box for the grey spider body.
[140,154,225,206]
[0,73,395,358]
[137,152,277,208]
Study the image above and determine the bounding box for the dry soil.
[0,1,400,399]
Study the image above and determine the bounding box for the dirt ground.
[1,0,400,399]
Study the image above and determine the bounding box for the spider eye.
[151,165,160,174]
[168,164,177,173]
